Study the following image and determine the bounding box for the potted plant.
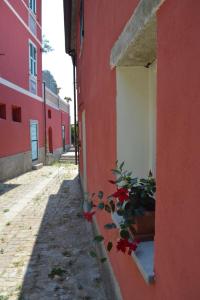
[83,162,156,259]
[111,163,156,241]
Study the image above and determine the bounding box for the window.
[0,104,6,119]
[29,14,37,36]
[48,109,52,119]
[29,42,37,77]
[80,0,84,45]
[12,106,21,123]
[29,41,37,94]
[29,0,36,14]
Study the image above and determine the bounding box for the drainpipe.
[43,82,47,164]
[71,52,78,165]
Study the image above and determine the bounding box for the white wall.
[148,61,157,175]
[116,63,156,178]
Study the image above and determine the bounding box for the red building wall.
[0,85,44,158]
[46,106,70,152]
[0,0,70,180]
[0,0,42,95]
[156,1,200,299]
[77,0,200,299]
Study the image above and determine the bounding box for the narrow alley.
[0,163,107,300]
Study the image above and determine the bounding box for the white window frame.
[29,0,36,15]
[29,40,37,94]
[30,120,39,161]
[29,40,37,77]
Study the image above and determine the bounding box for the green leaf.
[94,235,104,242]
[89,250,97,257]
[98,191,104,200]
[105,204,111,213]
[104,223,117,229]
[107,241,113,252]
[111,169,121,175]
[120,229,130,239]
[87,201,93,211]
[127,172,132,177]
[116,209,124,216]
[109,200,115,212]
[107,195,113,201]
[119,161,125,170]
[115,176,123,183]
[98,202,105,210]
[148,170,153,177]
[100,257,107,263]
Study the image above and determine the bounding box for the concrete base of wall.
[0,147,45,181]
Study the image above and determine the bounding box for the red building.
[64,1,200,299]
[0,0,70,181]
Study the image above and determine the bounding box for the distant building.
[0,0,70,181]
[43,70,58,95]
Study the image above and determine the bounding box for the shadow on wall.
[0,183,20,196]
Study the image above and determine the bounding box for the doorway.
[48,127,53,153]
[62,125,66,152]
[30,121,39,161]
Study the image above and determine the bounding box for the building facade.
[0,0,70,181]
[64,1,200,299]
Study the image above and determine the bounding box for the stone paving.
[0,164,107,300]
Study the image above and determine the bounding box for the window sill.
[112,212,155,284]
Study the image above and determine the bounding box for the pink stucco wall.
[77,0,200,299]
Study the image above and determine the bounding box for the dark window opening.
[12,106,22,122]
[48,127,53,153]
[48,109,52,119]
[0,104,6,119]
[80,0,84,44]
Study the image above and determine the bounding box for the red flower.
[83,211,95,222]
[116,238,138,255]
[116,238,128,253]
[112,188,129,203]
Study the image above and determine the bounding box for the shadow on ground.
[18,175,106,300]
[0,183,20,196]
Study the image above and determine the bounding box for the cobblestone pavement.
[0,164,107,300]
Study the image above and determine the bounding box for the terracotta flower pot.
[129,211,155,241]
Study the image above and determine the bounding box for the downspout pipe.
[71,51,78,165]
[43,82,47,164]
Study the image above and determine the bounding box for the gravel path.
[0,164,107,300]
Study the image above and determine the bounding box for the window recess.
[29,41,37,94]
[12,106,22,123]
[0,104,6,120]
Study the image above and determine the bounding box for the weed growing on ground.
[48,267,66,279]
[6,222,10,226]
[13,260,24,268]
[3,209,9,213]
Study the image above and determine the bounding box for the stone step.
[32,163,43,170]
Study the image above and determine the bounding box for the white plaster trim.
[45,87,69,113]
[3,0,42,46]
[0,77,43,102]
[46,99,59,111]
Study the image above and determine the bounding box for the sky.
[42,0,74,123]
